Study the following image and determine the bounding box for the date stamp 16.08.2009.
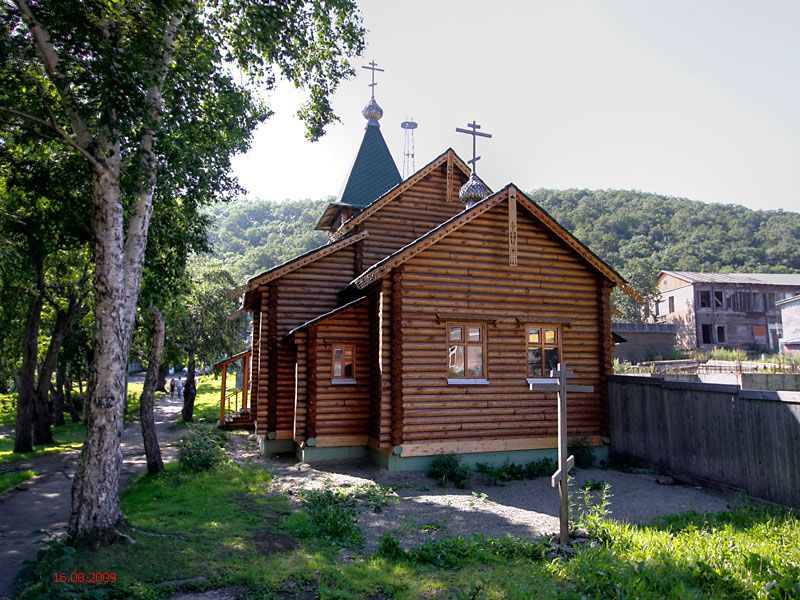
[53,572,117,584]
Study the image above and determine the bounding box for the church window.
[332,344,355,383]
[526,326,561,378]
[447,324,486,382]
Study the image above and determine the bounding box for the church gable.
[341,150,477,269]
[352,185,633,298]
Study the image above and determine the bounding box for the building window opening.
[448,324,485,378]
[527,326,560,378]
[332,345,355,382]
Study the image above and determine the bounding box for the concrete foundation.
[259,435,608,471]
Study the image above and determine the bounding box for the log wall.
[309,301,371,440]
[360,162,468,270]
[397,197,608,446]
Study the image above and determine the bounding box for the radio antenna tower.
[400,117,418,179]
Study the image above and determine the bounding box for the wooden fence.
[609,375,800,508]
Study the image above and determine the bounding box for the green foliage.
[534,189,800,321]
[0,421,84,464]
[176,425,227,472]
[287,486,362,547]
[382,534,547,568]
[475,457,557,486]
[708,347,749,361]
[568,437,597,468]
[16,457,800,599]
[0,469,36,494]
[570,478,613,538]
[206,197,329,281]
[428,455,473,488]
[552,504,800,600]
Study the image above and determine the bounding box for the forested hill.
[208,190,800,317]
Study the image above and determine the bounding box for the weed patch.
[428,454,472,488]
[474,457,556,485]
[286,486,362,548]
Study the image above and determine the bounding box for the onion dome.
[362,97,383,126]
[459,172,490,207]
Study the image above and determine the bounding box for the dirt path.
[0,393,186,599]
[225,436,733,555]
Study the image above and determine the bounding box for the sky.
[230,0,800,212]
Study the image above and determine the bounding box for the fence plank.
[609,375,800,508]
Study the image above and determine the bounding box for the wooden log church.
[228,70,638,469]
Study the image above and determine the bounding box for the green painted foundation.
[257,435,295,455]
[281,443,610,471]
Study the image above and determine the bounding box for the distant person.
[169,378,176,397]
[176,378,184,398]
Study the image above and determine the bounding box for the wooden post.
[219,363,227,426]
[241,351,250,413]
[529,362,594,546]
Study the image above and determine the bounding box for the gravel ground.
[227,433,733,554]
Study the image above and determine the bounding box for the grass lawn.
[0,469,37,494]
[0,375,224,465]
[17,451,800,600]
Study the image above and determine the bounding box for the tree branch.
[12,0,96,154]
[0,106,104,171]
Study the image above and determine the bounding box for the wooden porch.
[215,349,254,430]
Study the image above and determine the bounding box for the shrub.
[177,426,227,472]
[708,347,748,361]
[568,436,596,468]
[290,486,362,547]
[377,534,407,561]
[428,455,472,488]
[475,457,557,486]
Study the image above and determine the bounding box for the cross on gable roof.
[350,184,640,301]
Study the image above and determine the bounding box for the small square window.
[467,326,481,342]
[544,328,557,345]
[332,345,355,382]
[528,328,540,344]
[449,326,463,342]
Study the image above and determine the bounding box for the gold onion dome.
[362,97,383,126]
[458,172,490,207]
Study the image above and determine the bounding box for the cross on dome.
[361,60,386,126]
[456,120,492,207]
[455,121,492,175]
[362,60,385,99]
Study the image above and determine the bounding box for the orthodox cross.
[529,362,594,545]
[455,121,492,175]
[362,60,384,98]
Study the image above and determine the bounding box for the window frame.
[701,323,713,345]
[525,324,563,383]
[698,290,711,308]
[716,325,726,344]
[331,343,356,385]
[446,322,488,385]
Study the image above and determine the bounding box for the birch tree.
[0,0,364,543]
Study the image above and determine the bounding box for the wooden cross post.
[529,362,594,545]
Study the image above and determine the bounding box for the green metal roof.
[338,124,402,207]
